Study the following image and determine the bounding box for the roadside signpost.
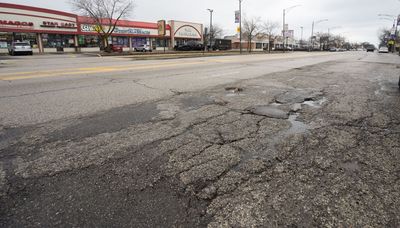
[157,20,166,53]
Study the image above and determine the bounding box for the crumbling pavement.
[0,59,399,227]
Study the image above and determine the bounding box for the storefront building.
[0,3,203,53]
[77,16,172,52]
[169,20,203,48]
[0,3,78,53]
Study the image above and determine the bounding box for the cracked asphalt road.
[0,52,399,227]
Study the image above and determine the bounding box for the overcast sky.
[3,0,400,45]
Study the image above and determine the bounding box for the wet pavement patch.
[287,114,310,134]
[47,103,159,142]
[247,105,289,119]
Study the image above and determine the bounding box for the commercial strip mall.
[0,3,203,53]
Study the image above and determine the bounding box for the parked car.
[274,47,293,51]
[210,39,232,51]
[366,46,375,52]
[175,41,204,51]
[135,44,152,52]
[8,41,33,55]
[378,46,389,53]
[329,47,337,52]
[109,44,123,53]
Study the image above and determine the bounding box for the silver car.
[135,44,152,52]
[8,41,33,55]
[378,46,389,53]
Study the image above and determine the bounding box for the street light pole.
[207,9,213,51]
[310,19,328,51]
[282,5,300,53]
[239,0,242,54]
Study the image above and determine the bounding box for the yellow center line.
[0,52,333,81]
[0,60,185,78]
[0,61,206,81]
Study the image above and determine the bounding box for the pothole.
[225,86,245,97]
[302,97,327,108]
[235,107,312,171]
[247,105,289,119]
[225,87,243,92]
[275,90,324,104]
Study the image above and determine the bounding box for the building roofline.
[0,3,77,18]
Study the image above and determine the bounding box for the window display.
[42,34,75,48]
[0,32,37,48]
[79,35,100,47]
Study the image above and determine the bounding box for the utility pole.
[396,18,399,53]
[283,9,286,53]
[310,21,314,51]
[300,26,303,48]
[239,0,242,54]
[207,9,214,51]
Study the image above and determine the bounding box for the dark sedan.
[175,41,204,51]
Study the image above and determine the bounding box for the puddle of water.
[235,113,311,171]
[287,114,310,135]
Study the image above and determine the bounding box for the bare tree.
[204,24,224,47]
[70,0,134,52]
[262,20,279,52]
[242,17,262,52]
[377,28,391,47]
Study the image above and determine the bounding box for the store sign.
[41,21,77,29]
[158,20,166,36]
[175,26,200,38]
[284,30,294,38]
[0,20,34,27]
[81,24,151,35]
[114,27,151,35]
